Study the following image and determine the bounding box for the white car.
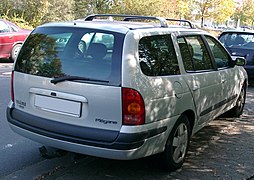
[7,14,247,171]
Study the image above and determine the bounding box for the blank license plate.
[34,95,81,117]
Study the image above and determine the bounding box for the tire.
[11,44,22,62]
[227,85,246,118]
[159,114,191,171]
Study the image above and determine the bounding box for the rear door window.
[178,36,214,72]
[15,27,125,86]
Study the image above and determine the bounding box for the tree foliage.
[213,0,235,24]
[192,0,235,27]
[0,0,74,27]
[1,0,254,29]
[42,0,74,23]
[232,0,254,27]
[110,0,170,16]
[244,0,254,26]
[176,0,193,19]
[73,0,116,19]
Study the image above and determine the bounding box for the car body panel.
[182,71,222,125]
[13,72,122,135]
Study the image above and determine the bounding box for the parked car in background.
[0,19,31,61]
[218,30,254,86]
[7,14,247,172]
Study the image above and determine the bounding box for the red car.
[0,19,31,61]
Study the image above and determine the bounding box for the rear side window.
[15,27,125,86]
[138,34,179,76]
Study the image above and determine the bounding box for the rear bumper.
[7,106,168,160]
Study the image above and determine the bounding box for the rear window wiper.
[50,76,109,84]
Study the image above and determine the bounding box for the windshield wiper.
[50,76,109,84]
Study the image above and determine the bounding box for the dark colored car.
[218,30,254,86]
[0,19,31,61]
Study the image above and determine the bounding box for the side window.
[0,21,10,33]
[81,33,114,50]
[81,33,114,61]
[205,35,231,68]
[9,24,19,32]
[177,37,194,71]
[138,35,179,76]
[184,36,213,71]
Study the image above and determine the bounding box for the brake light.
[122,88,145,125]
[11,71,14,102]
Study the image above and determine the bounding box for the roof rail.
[165,18,194,29]
[84,14,194,29]
[84,14,168,28]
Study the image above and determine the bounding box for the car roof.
[38,14,207,35]
[220,29,254,34]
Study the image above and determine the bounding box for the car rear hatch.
[12,26,125,142]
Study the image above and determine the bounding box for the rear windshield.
[15,27,125,86]
[219,32,254,49]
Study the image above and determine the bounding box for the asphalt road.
[0,63,253,179]
[0,63,44,177]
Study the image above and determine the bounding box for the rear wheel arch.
[157,111,195,171]
[159,114,191,171]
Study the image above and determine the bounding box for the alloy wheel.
[172,123,188,163]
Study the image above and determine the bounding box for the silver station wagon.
[7,14,247,171]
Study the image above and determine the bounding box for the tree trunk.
[201,16,204,28]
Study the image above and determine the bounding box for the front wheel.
[159,115,191,171]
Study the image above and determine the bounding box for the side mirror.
[235,57,246,66]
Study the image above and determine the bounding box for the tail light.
[11,71,14,102]
[122,88,145,125]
